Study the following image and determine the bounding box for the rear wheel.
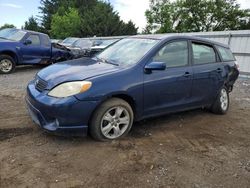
[211,87,229,114]
[0,55,16,74]
[90,98,134,141]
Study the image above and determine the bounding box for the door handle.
[216,68,222,73]
[183,72,191,77]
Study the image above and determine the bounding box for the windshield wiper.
[96,57,119,66]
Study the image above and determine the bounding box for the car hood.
[37,57,121,89]
[0,38,14,42]
[0,39,17,47]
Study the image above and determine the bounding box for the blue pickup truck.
[0,28,73,74]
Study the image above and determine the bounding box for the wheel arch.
[88,92,137,128]
[0,50,19,64]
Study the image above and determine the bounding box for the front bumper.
[26,82,100,136]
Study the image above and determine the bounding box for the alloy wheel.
[0,59,13,73]
[220,88,228,111]
[101,106,130,139]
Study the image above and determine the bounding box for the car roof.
[129,34,229,48]
[9,28,49,37]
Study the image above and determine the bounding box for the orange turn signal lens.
[80,82,92,93]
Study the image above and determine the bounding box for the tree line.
[144,0,250,33]
[1,0,250,38]
[22,0,138,38]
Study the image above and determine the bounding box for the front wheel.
[0,55,16,74]
[211,87,229,114]
[90,98,134,141]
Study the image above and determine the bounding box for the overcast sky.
[0,0,250,32]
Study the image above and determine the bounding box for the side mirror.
[24,39,32,45]
[145,61,166,73]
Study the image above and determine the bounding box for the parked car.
[67,38,122,58]
[86,38,122,57]
[67,38,93,58]
[0,28,73,74]
[51,39,63,44]
[59,37,79,47]
[26,35,239,141]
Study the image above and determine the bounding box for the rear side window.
[41,35,51,47]
[217,46,235,61]
[26,34,40,46]
[192,43,216,64]
[152,41,188,68]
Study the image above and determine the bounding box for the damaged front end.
[51,43,74,63]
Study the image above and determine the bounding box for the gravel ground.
[0,66,250,188]
[0,65,42,98]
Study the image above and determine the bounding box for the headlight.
[48,81,92,98]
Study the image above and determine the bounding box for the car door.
[190,41,224,106]
[21,34,44,64]
[143,40,193,117]
[40,34,52,64]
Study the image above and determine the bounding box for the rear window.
[217,46,235,61]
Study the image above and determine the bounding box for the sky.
[0,0,250,32]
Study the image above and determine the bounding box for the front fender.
[74,66,144,119]
[0,46,21,64]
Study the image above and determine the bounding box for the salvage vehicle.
[51,39,63,44]
[67,38,93,58]
[86,38,122,57]
[0,28,73,74]
[59,37,79,47]
[26,35,239,141]
[68,38,122,58]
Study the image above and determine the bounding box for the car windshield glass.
[62,38,78,45]
[97,38,159,66]
[0,28,26,41]
[99,39,119,47]
[72,39,93,48]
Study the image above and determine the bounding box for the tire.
[211,87,229,115]
[0,55,16,74]
[90,98,134,141]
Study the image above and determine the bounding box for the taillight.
[235,61,240,70]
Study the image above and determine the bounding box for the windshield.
[0,28,27,41]
[72,39,93,48]
[97,38,159,66]
[62,37,79,45]
[100,39,119,47]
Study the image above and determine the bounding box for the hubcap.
[220,88,228,111]
[0,59,12,73]
[101,106,130,139]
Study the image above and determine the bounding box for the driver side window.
[152,41,188,68]
[26,34,41,46]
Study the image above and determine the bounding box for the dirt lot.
[0,66,250,188]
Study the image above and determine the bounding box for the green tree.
[51,8,81,38]
[80,1,120,36]
[23,16,41,32]
[145,0,250,33]
[121,20,138,35]
[38,0,94,34]
[39,0,56,33]
[239,17,250,29]
[0,24,16,30]
[38,0,138,37]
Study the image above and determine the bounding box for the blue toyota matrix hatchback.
[26,35,239,141]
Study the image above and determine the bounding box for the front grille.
[35,77,48,92]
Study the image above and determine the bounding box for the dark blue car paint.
[0,30,71,66]
[26,35,239,136]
